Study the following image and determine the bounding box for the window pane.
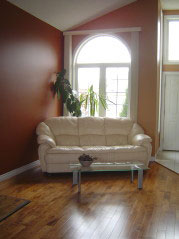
[118,104,128,117]
[117,80,128,92]
[78,68,99,94]
[116,94,126,105]
[106,67,129,117]
[106,105,117,117]
[77,36,131,63]
[106,93,118,104]
[168,21,179,61]
[78,68,100,116]
[106,68,129,93]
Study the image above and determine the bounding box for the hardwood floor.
[0,162,178,239]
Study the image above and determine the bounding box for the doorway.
[157,73,179,174]
[161,73,179,151]
[157,13,179,174]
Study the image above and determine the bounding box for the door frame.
[160,72,179,150]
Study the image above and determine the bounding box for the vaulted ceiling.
[7,0,137,31]
[7,0,179,32]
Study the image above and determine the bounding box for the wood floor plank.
[0,162,178,239]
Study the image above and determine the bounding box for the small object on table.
[78,154,97,167]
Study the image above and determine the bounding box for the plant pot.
[79,160,93,167]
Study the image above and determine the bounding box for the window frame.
[163,15,179,64]
[73,34,131,118]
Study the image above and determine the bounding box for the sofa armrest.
[37,135,56,148]
[38,144,51,172]
[132,134,152,166]
[132,134,152,146]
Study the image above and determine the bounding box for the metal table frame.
[71,163,146,193]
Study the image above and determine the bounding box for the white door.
[163,73,179,150]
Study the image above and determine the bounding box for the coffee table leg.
[78,171,81,193]
[73,171,78,185]
[138,169,143,189]
[131,169,134,182]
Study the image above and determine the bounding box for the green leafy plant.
[120,89,128,117]
[79,85,108,116]
[53,69,82,117]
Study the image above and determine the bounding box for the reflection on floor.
[156,150,179,174]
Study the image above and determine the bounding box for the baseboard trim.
[150,156,156,161]
[0,160,40,182]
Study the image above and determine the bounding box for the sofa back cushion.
[79,117,105,135]
[106,135,128,146]
[80,135,106,146]
[56,135,80,146]
[78,117,106,146]
[45,117,78,136]
[41,116,136,146]
[45,117,79,146]
[104,118,133,136]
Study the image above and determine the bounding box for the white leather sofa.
[36,117,152,173]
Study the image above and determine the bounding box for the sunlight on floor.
[156,150,179,174]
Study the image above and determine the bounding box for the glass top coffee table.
[70,162,149,193]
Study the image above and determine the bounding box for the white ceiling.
[161,0,179,10]
[7,0,137,31]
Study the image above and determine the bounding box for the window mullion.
[99,66,106,117]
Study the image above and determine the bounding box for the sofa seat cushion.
[47,146,83,154]
[82,146,112,153]
[81,145,146,163]
[112,145,145,153]
[45,145,146,165]
[45,146,112,164]
[45,146,84,164]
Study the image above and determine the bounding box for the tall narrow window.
[74,35,131,117]
[164,15,179,64]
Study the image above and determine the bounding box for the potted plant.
[79,85,108,116]
[78,154,97,167]
[53,70,82,116]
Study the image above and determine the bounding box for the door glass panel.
[106,67,129,117]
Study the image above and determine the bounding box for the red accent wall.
[0,0,63,174]
[72,0,158,154]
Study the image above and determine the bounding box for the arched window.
[74,35,131,117]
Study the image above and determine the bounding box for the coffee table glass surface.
[70,162,149,192]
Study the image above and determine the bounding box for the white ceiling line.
[63,27,142,36]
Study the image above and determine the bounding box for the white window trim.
[64,27,140,121]
[63,27,141,36]
[163,15,179,65]
[73,34,131,118]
